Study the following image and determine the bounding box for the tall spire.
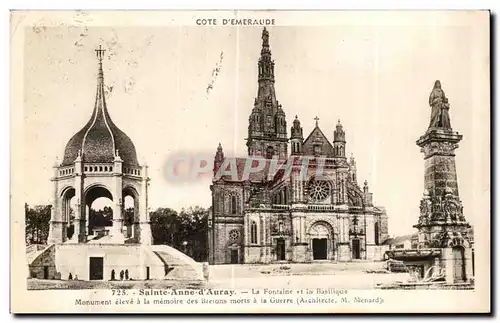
[61,46,139,167]
[81,45,115,156]
[247,27,288,160]
[261,27,270,56]
[94,44,107,114]
[258,27,275,83]
[95,45,105,84]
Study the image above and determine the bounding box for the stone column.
[138,165,152,245]
[72,154,86,243]
[244,212,249,245]
[464,247,474,282]
[48,162,62,244]
[443,248,454,284]
[264,213,271,264]
[110,160,124,243]
[243,212,249,261]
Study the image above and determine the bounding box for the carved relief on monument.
[442,189,465,223]
[420,141,459,158]
[429,230,470,249]
[418,191,432,225]
[430,196,444,220]
[270,214,291,236]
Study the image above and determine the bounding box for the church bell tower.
[246,28,288,160]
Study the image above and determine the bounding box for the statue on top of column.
[428,80,452,130]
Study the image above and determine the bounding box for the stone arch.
[306,173,335,185]
[122,185,139,239]
[84,184,114,236]
[448,235,469,248]
[59,186,75,222]
[347,185,364,207]
[308,220,334,238]
[59,186,76,239]
[84,183,114,200]
[59,185,75,198]
[307,220,336,260]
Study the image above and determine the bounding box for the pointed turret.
[363,180,373,206]
[214,143,224,175]
[333,120,346,158]
[290,115,304,155]
[349,153,357,183]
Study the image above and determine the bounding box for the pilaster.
[139,164,152,245]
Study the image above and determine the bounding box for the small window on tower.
[231,196,237,215]
[251,221,258,244]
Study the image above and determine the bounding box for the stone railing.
[307,204,337,212]
[271,204,290,210]
[123,166,142,177]
[58,166,75,177]
[83,164,114,174]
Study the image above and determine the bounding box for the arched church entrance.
[309,222,333,260]
[452,245,466,282]
[85,185,113,239]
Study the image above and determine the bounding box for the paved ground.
[207,262,410,289]
[28,261,410,290]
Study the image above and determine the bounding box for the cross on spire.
[95,45,106,62]
[314,116,320,127]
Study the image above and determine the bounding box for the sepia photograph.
[10,10,490,313]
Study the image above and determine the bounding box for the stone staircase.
[150,245,205,281]
[26,244,50,264]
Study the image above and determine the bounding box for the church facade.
[208,28,389,265]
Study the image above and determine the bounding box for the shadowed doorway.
[312,238,327,260]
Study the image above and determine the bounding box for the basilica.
[208,28,389,264]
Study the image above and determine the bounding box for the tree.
[150,208,179,245]
[123,207,134,226]
[148,206,209,261]
[25,204,52,245]
[88,206,113,229]
[177,206,208,262]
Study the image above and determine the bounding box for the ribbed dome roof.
[61,48,138,166]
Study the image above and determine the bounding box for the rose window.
[307,180,330,202]
[229,230,240,241]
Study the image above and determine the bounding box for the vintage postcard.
[10,10,490,313]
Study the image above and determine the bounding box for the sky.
[20,12,490,236]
